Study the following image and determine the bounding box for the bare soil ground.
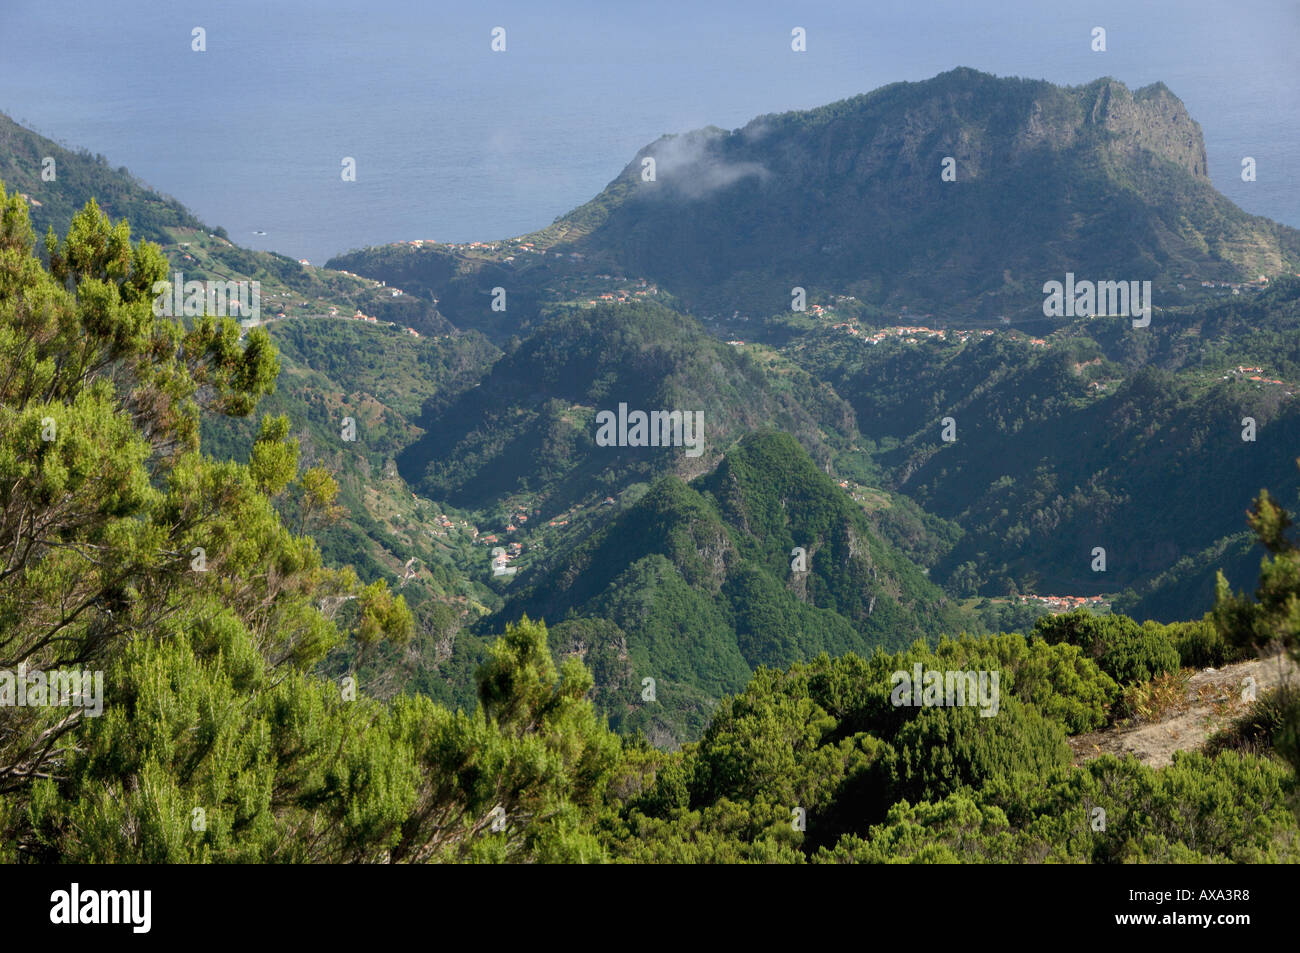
[1068,652,1298,768]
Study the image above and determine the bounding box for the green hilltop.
[396,299,859,511]
[495,430,970,744]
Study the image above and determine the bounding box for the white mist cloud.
[642,129,768,200]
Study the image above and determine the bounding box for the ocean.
[1,0,1296,265]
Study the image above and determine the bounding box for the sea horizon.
[2,0,1296,265]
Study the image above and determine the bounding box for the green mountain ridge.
[793,278,1300,597]
[396,299,861,511]
[493,430,970,744]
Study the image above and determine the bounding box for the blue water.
[1,0,1296,264]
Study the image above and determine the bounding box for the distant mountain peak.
[329,68,1298,331]
[546,69,1294,320]
[1073,75,1208,179]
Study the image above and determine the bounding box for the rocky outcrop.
[1078,79,1209,180]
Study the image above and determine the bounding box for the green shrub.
[1170,619,1240,669]
[1034,610,1180,684]
[889,698,1071,805]
[1100,627,1181,684]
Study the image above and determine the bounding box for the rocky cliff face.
[1076,78,1209,180]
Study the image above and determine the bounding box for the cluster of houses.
[1194,276,1271,295]
[426,511,478,546]
[1017,594,1108,613]
[1225,365,1287,388]
[477,509,537,569]
[570,276,656,307]
[507,242,587,262]
[389,238,591,268]
[829,323,998,345]
[392,239,479,250]
[330,269,384,291]
[481,510,533,541]
[1164,274,1277,295]
[237,294,421,340]
[586,288,658,305]
[335,308,418,337]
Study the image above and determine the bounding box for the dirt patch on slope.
[1069,652,1298,768]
